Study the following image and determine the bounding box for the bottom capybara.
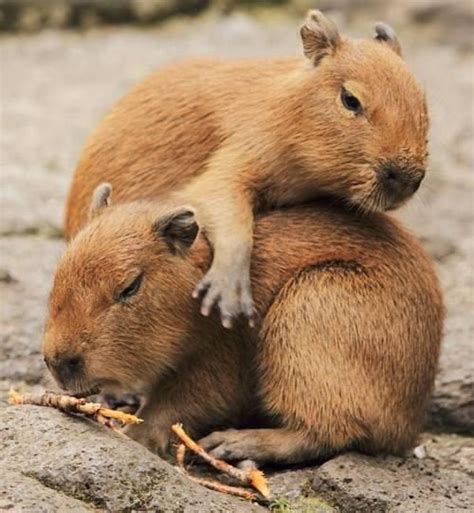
[42,185,443,465]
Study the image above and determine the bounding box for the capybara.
[65,11,429,326]
[44,185,443,464]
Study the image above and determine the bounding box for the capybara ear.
[89,183,112,222]
[154,207,199,256]
[300,10,341,66]
[374,22,402,56]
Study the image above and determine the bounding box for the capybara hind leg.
[199,428,317,465]
[256,266,382,456]
[257,263,434,456]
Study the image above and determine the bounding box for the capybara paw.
[199,429,261,461]
[193,266,255,328]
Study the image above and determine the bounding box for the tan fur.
[64,11,429,324]
[43,198,443,464]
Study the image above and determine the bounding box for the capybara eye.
[341,87,362,113]
[117,272,143,302]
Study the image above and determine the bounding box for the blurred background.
[0,0,472,501]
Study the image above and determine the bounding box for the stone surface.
[268,434,474,512]
[0,6,473,511]
[0,405,264,512]
[0,237,63,389]
[2,0,474,51]
[0,0,209,31]
[312,444,474,513]
[1,469,94,513]
[307,435,474,512]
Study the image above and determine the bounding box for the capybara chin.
[43,187,443,465]
[65,10,429,326]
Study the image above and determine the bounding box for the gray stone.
[0,238,64,386]
[267,468,338,512]
[307,438,474,512]
[131,0,208,22]
[409,0,474,50]
[0,405,264,512]
[1,469,94,512]
[429,307,474,435]
[266,434,474,511]
[0,0,210,32]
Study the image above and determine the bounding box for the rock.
[429,321,474,435]
[420,433,474,476]
[306,438,473,512]
[0,238,63,386]
[0,405,264,512]
[419,235,457,262]
[0,164,67,237]
[267,434,474,511]
[1,469,94,512]
[267,468,338,512]
[16,5,43,32]
[397,44,474,436]
[0,268,17,284]
[131,0,208,23]
[0,0,210,31]
[409,0,474,50]
[289,0,372,15]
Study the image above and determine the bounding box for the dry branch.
[171,423,270,498]
[187,475,257,500]
[175,443,256,501]
[9,389,143,427]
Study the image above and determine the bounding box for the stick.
[96,412,126,434]
[175,443,256,501]
[9,389,143,426]
[171,423,270,498]
[176,443,187,469]
[187,475,257,500]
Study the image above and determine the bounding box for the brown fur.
[43,196,443,464]
[64,11,429,324]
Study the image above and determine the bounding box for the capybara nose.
[380,165,425,203]
[49,355,84,385]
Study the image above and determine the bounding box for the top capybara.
[44,184,443,465]
[65,10,429,327]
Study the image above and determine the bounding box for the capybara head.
[42,185,201,396]
[297,10,428,211]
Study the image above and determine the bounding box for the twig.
[9,389,143,427]
[171,423,270,498]
[187,475,257,500]
[176,443,187,470]
[175,443,256,501]
[95,412,125,434]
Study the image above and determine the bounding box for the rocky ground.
[1,4,473,512]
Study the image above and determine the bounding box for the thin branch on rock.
[176,443,187,470]
[171,423,270,498]
[9,389,143,427]
[175,443,257,501]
